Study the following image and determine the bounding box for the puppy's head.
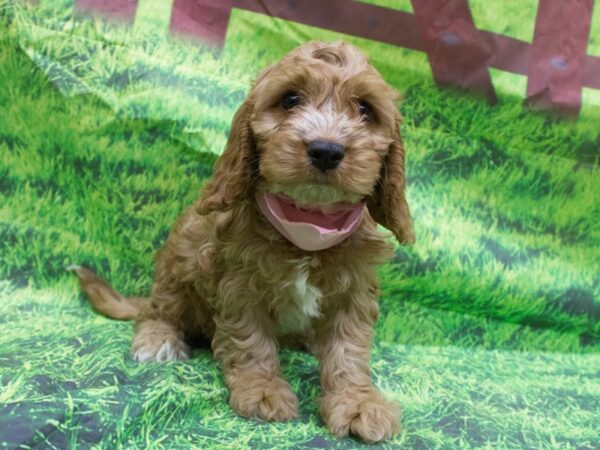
[197,41,414,245]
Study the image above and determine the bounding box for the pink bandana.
[256,191,365,251]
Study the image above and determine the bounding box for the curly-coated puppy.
[70,41,414,443]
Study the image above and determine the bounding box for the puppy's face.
[249,42,399,207]
[198,41,414,245]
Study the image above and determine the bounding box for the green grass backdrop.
[1,0,599,448]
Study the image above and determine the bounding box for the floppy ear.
[367,114,415,245]
[196,99,257,215]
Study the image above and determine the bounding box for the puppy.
[70,41,414,443]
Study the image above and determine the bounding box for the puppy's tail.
[67,265,146,321]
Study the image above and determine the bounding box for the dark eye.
[358,101,374,122]
[282,92,302,110]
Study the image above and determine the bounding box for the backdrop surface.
[1,1,599,448]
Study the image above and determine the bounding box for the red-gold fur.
[71,41,414,443]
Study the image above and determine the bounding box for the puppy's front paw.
[229,375,299,422]
[320,388,400,443]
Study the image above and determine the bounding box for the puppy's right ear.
[195,99,256,215]
[196,66,275,216]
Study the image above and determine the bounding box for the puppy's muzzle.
[307,140,344,172]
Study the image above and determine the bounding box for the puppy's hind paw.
[133,340,189,362]
[131,320,190,362]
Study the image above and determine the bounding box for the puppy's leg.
[131,259,197,362]
[212,297,299,421]
[129,207,217,363]
[315,289,400,443]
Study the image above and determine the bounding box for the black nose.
[307,140,344,172]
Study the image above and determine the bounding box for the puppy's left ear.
[367,113,415,245]
[196,99,257,215]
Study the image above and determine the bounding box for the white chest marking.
[277,267,322,334]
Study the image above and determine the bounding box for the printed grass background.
[1,0,600,448]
